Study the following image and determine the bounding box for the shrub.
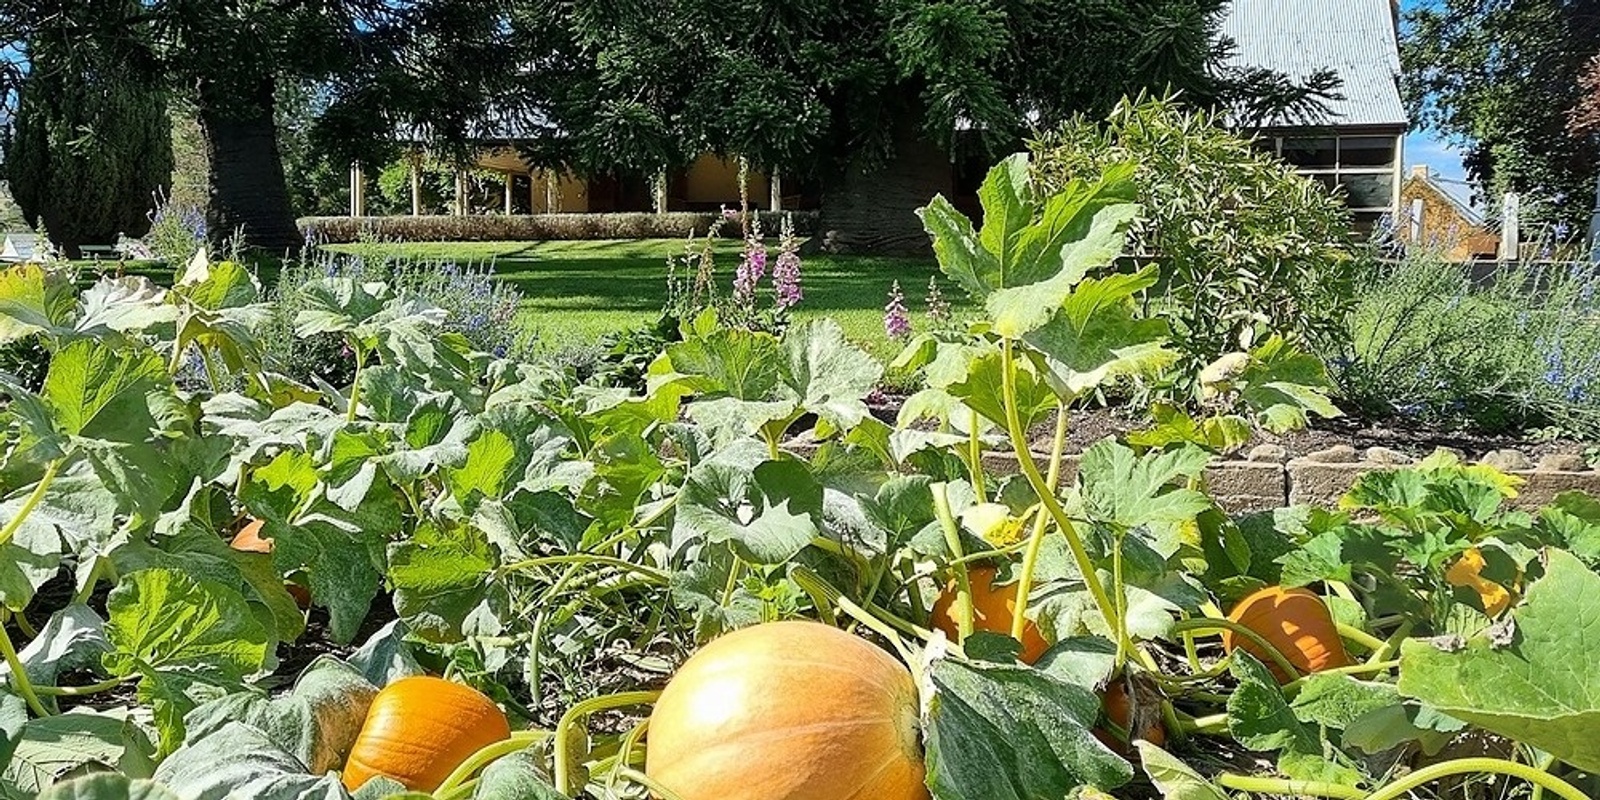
[260,242,528,385]
[298,211,818,243]
[1030,96,1357,379]
[142,195,209,265]
[1331,247,1600,437]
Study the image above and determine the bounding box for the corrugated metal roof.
[1222,0,1408,129]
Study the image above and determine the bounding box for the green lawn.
[325,239,956,358]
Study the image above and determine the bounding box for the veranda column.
[529,172,538,213]
[454,171,468,216]
[546,170,559,213]
[653,168,668,215]
[503,172,514,215]
[351,163,367,217]
[348,163,359,217]
[409,157,422,216]
[770,169,782,212]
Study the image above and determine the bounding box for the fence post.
[1589,178,1600,263]
[1499,192,1520,262]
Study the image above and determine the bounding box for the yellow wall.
[530,171,589,213]
[682,154,769,207]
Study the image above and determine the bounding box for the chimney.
[1410,165,1430,180]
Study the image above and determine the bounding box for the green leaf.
[293,278,391,337]
[470,749,565,799]
[988,204,1141,339]
[0,692,26,768]
[1397,549,1600,771]
[4,712,156,794]
[152,720,350,799]
[1078,440,1212,529]
[36,774,180,800]
[2,605,109,698]
[976,154,1037,278]
[389,521,502,642]
[781,318,883,431]
[1022,268,1173,397]
[1135,742,1229,800]
[172,260,259,311]
[43,340,167,441]
[675,446,823,565]
[923,656,1132,799]
[1237,336,1341,433]
[75,277,178,337]
[183,656,377,775]
[0,263,77,344]
[918,195,1000,301]
[1227,653,1318,753]
[1290,674,1400,729]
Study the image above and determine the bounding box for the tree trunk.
[196,76,302,253]
[815,112,953,255]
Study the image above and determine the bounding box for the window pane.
[1340,136,1397,167]
[1340,173,1394,209]
[1282,137,1337,168]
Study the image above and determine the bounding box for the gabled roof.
[1222,0,1408,129]
[1405,167,1484,227]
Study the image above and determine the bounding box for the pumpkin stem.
[1167,617,1303,682]
[552,691,662,795]
[1012,402,1069,644]
[1335,622,1387,652]
[931,482,976,642]
[0,610,49,717]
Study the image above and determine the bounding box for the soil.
[868,394,1594,461]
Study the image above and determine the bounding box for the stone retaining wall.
[977,445,1600,513]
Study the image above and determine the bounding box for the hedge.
[298,212,819,243]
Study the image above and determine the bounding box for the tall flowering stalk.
[732,212,768,306]
[773,215,803,310]
[925,276,950,328]
[885,280,912,340]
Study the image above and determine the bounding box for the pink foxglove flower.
[773,215,803,309]
[885,280,912,340]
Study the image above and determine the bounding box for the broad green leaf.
[1290,674,1400,729]
[781,318,882,430]
[0,692,25,769]
[172,260,258,311]
[76,277,177,336]
[674,446,823,565]
[988,204,1141,338]
[0,263,77,343]
[1,605,109,699]
[1024,268,1174,397]
[1397,549,1600,771]
[1227,653,1363,786]
[36,774,179,800]
[103,568,268,679]
[918,195,1000,301]
[1135,742,1229,800]
[389,522,501,642]
[923,656,1132,798]
[43,341,166,441]
[652,327,784,400]
[153,720,350,799]
[1011,162,1140,285]
[1237,336,1341,433]
[1340,703,1461,757]
[976,153,1037,275]
[471,749,564,799]
[183,656,376,775]
[293,278,390,337]
[946,350,1055,431]
[347,621,425,687]
[1078,441,1211,529]
[4,712,156,793]
[450,429,518,503]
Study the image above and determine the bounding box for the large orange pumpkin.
[930,566,1049,664]
[646,620,928,800]
[342,676,512,792]
[1221,586,1351,683]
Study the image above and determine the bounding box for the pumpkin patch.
[930,565,1050,663]
[1221,586,1351,683]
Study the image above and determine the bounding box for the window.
[1263,133,1401,216]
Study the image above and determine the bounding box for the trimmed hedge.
[298,211,818,243]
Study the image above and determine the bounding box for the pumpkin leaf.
[1077,440,1212,529]
[1290,674,1400,730]
[1227,654,1363,787]
[183,656,377,775]
[153,721,350,799]
[470,750,566,799]
[3,711,156,794]
[922,656,1132,799]
[674,446,823,565]
[388,521,502,642]
[1135,742,1230,800]
[1398,549,1600,771]
[36,774,181,800]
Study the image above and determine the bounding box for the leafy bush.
[1331,248,1600,437]
[299,211,818,243]
[142,195,209,265]
[1030,96,1357,378]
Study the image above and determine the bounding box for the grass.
[324,239,958,359]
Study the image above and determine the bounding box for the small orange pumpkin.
[230,518,273,554]
[646,620,928,800]
[1094,677,1166,753]
[1222,586,1351,683]
[931,566,1049,664]
[342,676,511,792]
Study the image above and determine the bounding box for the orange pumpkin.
[1094,678,1166,753]
[342,676,511,792]
[930,566,1049,664]
[646,620,928,800]
[230,518,273,554]
[1222,586,1351,683]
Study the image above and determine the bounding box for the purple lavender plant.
[885,280,912,340]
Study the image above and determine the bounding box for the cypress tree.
[8,0,171,258]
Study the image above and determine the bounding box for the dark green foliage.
[1031,97,1356,374]
[7,0,172,258]
[1404,0,1600,229]
[514,0,1339,252]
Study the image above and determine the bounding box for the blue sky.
[1398,0,1464,182]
